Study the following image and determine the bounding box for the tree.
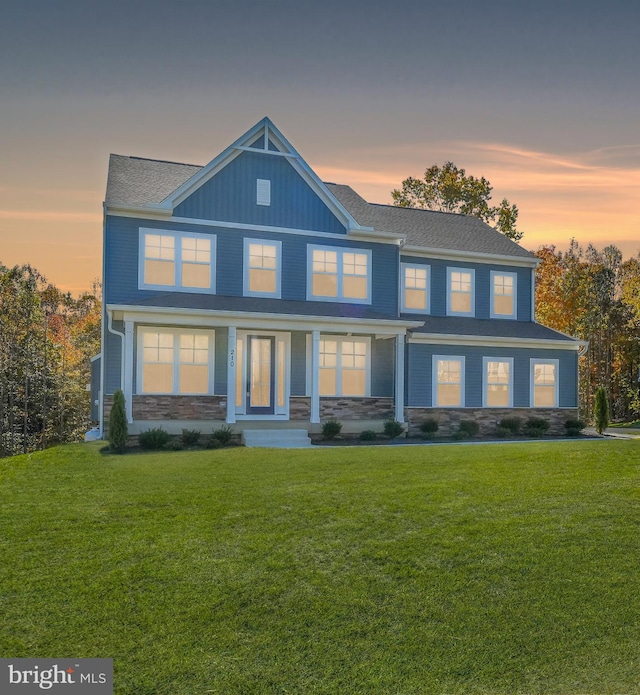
[391,161,522,241]
[108,390,128,453]
[594,387,610,434]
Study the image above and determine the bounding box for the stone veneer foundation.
[405,407,579,437]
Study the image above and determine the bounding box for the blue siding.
[105,216,399,317]
[215,327,228,395]
[290,332,307,396]
[371,338,394,397]
[400,256,533,321]
[174,150,347,234]
[407,344,577,408]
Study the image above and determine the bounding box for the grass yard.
[0,440,638,694]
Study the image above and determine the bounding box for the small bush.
[322,419,342,440]
[138,427,170,450]
[211,425,234,446]
[458,420,480,437]
[564,418,585,437]
[499,417,521,434]
[452,430,470,441]
[108,389,128,453]
[383,419,405,439]
[205,437,222,449]
[167,439,184,451]
[181,429,201,446]
[495,426,511,439]
[420,419,439,435]
[594,387,610,434]
[359,430,377,441]
[525,417,550,438]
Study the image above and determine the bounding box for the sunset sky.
[1,0,638,294]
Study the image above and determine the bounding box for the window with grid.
[309,246,371,303]
[531,360,558,407]
[244,240,280,297]
[402,264,429,312]
[319,337,369,396]
[484,358,512,407]
[491,272,516,318]
[447,268,474,315]
[434,357,464,407]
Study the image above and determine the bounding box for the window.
[433,356,465,407]
[308,245,371,304]
[531,359,559,407]
[139,229,215,292]
[491,271,517,318]
[483,357,513,407]
[243,239,281,297]
[401,263,430,313]
[319,337,370,397]
[257,178,271,206]
[137,327,214,395]
[447,268,475,316]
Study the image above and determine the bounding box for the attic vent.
[257,179,271,206]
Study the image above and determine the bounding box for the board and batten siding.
[105,216,399,317]
[406,344,578,408]
[400,256,533,321]
[174,149,348,235]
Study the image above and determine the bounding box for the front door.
[247,335,275,415]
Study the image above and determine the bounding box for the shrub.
[359,429,377,441]
[383,419,405,439]
[322,419,342,440]
[181,429,201,446]
[458,420,480,437]
[420,419,439,435]
[108,389,128,453]
[167,439,184,451]
[594,387,610,434]
[205,437,222,449]
[499,417,521,434]
[138,427,170,450]
[565,418,585,437]
[211,425,234,446]
[525,417,550,438]
[495,426,511,439]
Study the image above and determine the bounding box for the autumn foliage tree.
[392,161,521,241]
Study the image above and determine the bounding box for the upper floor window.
[243,239,281,298]
[491,271,517,319]
[319,337,370,397]
[447,268,475,316]
[401,263,430,313]
[530,359,559,407]
[433,356,465,407]
[483,357,513,407]
[307,245,371,304]
[137,327,215,395]
[139,229,215,293]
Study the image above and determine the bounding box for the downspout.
[105,308,126,432]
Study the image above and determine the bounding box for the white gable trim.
[402,245,539,268]
[149,117,365,232]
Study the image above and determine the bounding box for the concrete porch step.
[242,428,312,448]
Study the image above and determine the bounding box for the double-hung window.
[483,357,513,407]
[308,245,371,304]
[139,229,215,292]
[433,356,465,407]
[530,359,559,407]
[447,268,475,316]
[319,337,370,397]
[243,239,281,297]
[401,263,430,313]
[137,327,215,395]
[491,271,517,318]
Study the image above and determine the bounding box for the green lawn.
[1,441,638,694]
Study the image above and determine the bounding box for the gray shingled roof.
[105,154,533,259]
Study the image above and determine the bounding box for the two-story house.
[94,117,585,444]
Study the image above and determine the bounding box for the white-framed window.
[319,336,371,397]
[307,245,372,304]
[433,356,465,407]
[491,271,517,319]
[257,178,271,206]
[447,268,475,316]
[243,239,281,298]
[137,327,215,395]
[483,357,514,407]
[139,229,215,293]
[401,263,430,313]
[530,359,559,408]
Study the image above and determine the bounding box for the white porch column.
[226,327,237,424]
[394,333,405,423]
[311,330,320,424]
[124,321,134,424]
